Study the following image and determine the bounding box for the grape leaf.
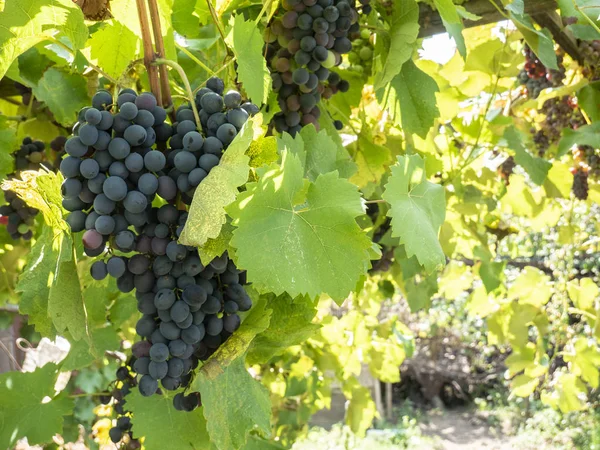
[348,134,393,188]
[0,364,73,447]
[179,118,262,247]
[557,122,600,157]
[510,13,558,70]
[577,82,600,123]
[373,0,420,91]
[32,68,90,126]
[382,154,446,273]
[278,125,351,181]
[381,60,439,138]
[0,0,87,79]
[82,21,139,79]
[172,0,211,36]
[247,135,278,168]
[432,0,466,58]
[228,152,372,302]
[127,391,211,450]
[226,15,271,105]
[504,126,551,185]
[62,327,120,371]
[198,221,235,266]
[247,293,320,365]
[316,109,357,178]
[193,299,272,449]
[196,356,271,450]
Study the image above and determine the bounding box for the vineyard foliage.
[0,0,600,448]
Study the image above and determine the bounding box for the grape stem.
[3,115,27,122]
[254,0,274,26]
[206,0,231,54]
[153,58,201,128]
[175,42,215,76]
[364,199,386,204]
[193,58,237,95]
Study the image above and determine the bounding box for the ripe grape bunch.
[578,40,600,81]
[571,166,589,200]
[60,79,256,410]
[573,145,600,179]
[0,137,55,240]
[264,0,362,135]
[517,45,566,99]
[498,156,516,185]
[531,96,585,157]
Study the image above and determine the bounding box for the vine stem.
[175,42,215,76]
[206,0,230,53]
[0,339,22,371]
[364,199,386,204]
[47,38,119,86]
[69,392,110,398]
[146,0,173,114]
[4,115,26,122]
[135,0,162,100]
[254,0,274,26]
[154,59,201,127]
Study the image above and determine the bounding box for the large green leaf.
[504,126,551,185]
[247,293,320,365]
[226,15,271,105]
[179,119,261,247]
[382,154,446,273]
[0,364,73,447]
[0,0,87,79]
[382,60,439,138]
[61,327,120,371]
[82,21,139,79]
[32,68,90,126]
[373,0,420,90]
[127,391,211,450]
[0,118,17,182]
[228,152,372,302]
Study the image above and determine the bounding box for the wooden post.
[135,0,161,100]
[146,0,174,111]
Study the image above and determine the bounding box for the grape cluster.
[264,0,361,135]
[571,167,589,200]
[579,40,600,81]
[573,145,600,179]
[100,363,140,448]
[530,96,585,156]
[498,156,516,185]
[60,80,256,410]
[347,28,373,75]
[517,45,566,99]
[0,137,51,240]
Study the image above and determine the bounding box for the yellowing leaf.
[508,266,552,307]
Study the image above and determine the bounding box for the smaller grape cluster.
[579,40,600,81]
[0,137,51,240]
[498,156,516,185]
[347,28,373,75]
[531,96,585,156]
[573,144,600,180]
[571,166,589,200]
[100,363,140,448]
[517,45,565,99]
[264,0,361,135]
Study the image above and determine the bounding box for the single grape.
[103,176,128,201]
[90,261,108,280]
[120,102,138,120]
[216,123,237,145]
[139,374,158,397]
[107,256,127,278]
